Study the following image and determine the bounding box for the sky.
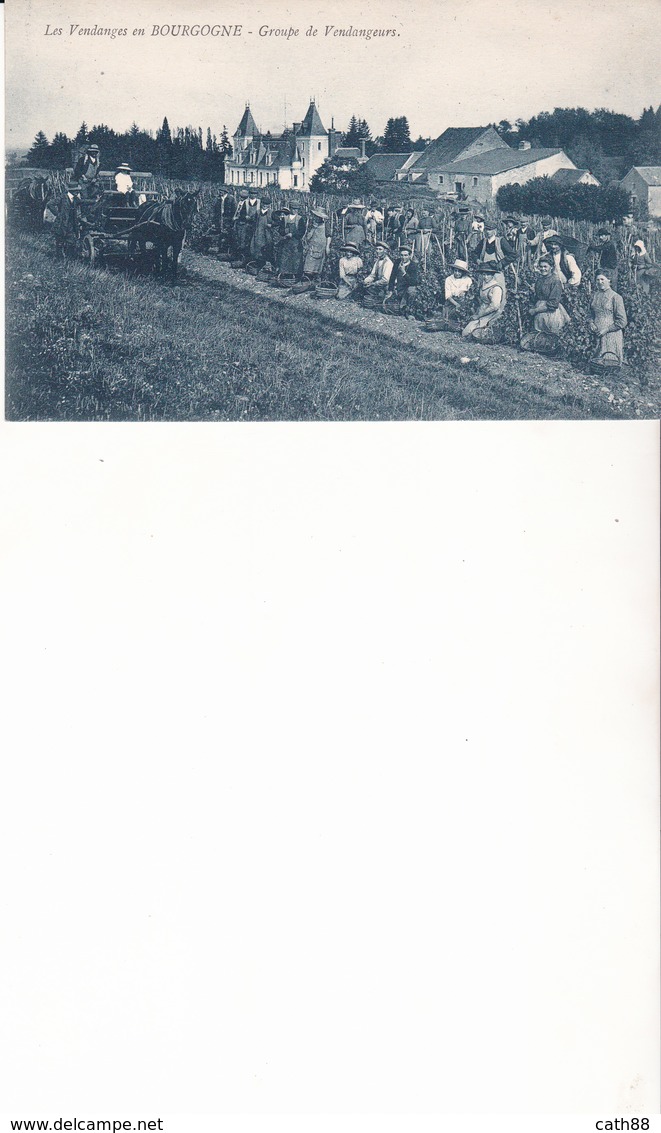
[5,0,661,154]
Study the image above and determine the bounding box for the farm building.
[401,126,510,187]
[365,151,424,182]
[432,144,576,204]
[394,126,577,202]
[225,101,340,191]
[551,167,600,187]
[619,167,661,217]
[333,143,369,164]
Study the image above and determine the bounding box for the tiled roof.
[230,134,301,169]
[552,167,594,185]
[626,166,661,186]
[365,153,412,180]
[443,147,567,175]
[411,127,494,172]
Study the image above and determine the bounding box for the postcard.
[1,0,659,1125]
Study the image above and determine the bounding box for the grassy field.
[6,231,659,421]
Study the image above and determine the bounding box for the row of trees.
[342,114,429,154]
[24,118,232,180]
[20,112,427,179]
[496,179,631,222]
[495,106,661,182]
[20,104,661,188]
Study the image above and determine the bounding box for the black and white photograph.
[4,0,661,420]
[1,2,660,1130]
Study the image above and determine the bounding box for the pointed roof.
[235,105,258,137]
[297,101,327,137]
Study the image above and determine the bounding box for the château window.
[473,177,478,187]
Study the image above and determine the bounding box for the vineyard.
[5,174,661,420]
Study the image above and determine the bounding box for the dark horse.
[9,175,51,230]
[124,190,200,281]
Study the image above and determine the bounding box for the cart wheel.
[81,235,98,266]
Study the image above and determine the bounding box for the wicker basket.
[291,279,315,295]
[589,352,622,374]
[314,283,339,300]
[276,273,298,290]
[256,268,274,282]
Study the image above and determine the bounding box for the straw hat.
[116,163,132,172]
[311,207,328,220]
[450,259,470,274]
[341,242,360,254]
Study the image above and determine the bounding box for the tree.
[27,131,50,166]
[309,153,375,195]
[342,115,360,147]
[74,122,89,145]
[50,131,72,169]
[219,126,232,159]
[157,116,172,145]
[382,116,412,153]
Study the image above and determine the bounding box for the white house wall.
[489,153,576,201]
[648,186,661,217]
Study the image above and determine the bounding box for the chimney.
[360,139,367,161]
[328,124,338,156]
[518,140,531,151]
[293,122,301,134]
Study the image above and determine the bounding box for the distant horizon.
[6,99,660,162]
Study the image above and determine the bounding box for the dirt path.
[183,249,661,420]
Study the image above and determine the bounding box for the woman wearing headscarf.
[520,257,571,350]
[461,262,507,341]
[589,270,627,365]
[631,239,656,293]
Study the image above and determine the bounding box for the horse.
[123,190,200,280]
[9,175,51,230]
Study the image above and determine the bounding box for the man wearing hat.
[443,259,473,324]
[544,234,581,288]
[474,221,516,268]
[588,229,619,291]
[385,245,421,316]
[73,143,101,198]
[362,241,394,302]
[337,241,364,299]
[114,163,134,196]
[234,186,261,261]
[302,208,331,280]
[250,197,274,269]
